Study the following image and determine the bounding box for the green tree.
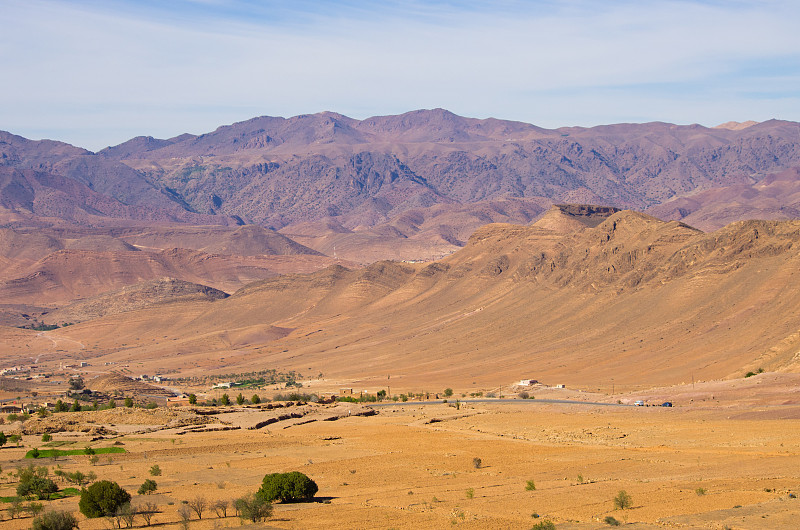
[78,480,131,518]
[188,394,197,405]
[613,489,632,510]
[32,510,80,530]
[251,394,261,404]
[138,479,157,495]
[257,471,318,503]
[220,393,231,406]
[18,476,59,500]
[235,493,273,522]
[54,400,68,413]
[108,399,116,409]
[70,399,80,412]
[124,397,133,408]
[0,431,7,447]
[41,433,52,443]
[236,393,245,405]
[149,464,162,476]
[444,388,454,397]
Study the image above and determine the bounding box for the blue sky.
[2,0,799,151]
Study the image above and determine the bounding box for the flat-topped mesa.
[553,204,621,221]
[532,203,621,233]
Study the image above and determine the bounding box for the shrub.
[124,397,133,408]
[31,447,41,458]
[525,480,536,491]
[149,464,162,476]
[696,487,706,496]
[212,499,229,518]
[78,480,131,518]
[115,502,135,529]
[17,476,58,500]
[220,393,231,406]
[84,447,95,455]
[613,490,632,510]
[0,431,6,447]
[531,520,556,530]
[444,388,454,397]
[466,488,474,499]
[54,400,68,413]
[108,399,116,409]
[138,479,157,495]
[42,433,52,442]
[604,515,621,526]
[32,510,79,530]
[519,391,530,399]
[257,471,318,503]
[177,505,192,529]
[472,457,482,469]
[146,402,158,409]
[188,496,207,519]
[236,393,245,405]
[251,394,261,404]
[235,493,273,522]
[188,393,197,405]
[137,501,158,526]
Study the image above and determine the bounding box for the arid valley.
[3,111,800,529]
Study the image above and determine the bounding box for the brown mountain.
[44,207,800,389]
[6,111,800,239]
[648,166,800,231]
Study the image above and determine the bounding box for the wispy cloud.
[2,0,798,150]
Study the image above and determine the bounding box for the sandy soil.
[1,399,799,529]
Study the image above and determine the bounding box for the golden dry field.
[1,393,799,529]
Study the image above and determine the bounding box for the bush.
[236,393,245,405]
[138,479,157,495]
[696,487,706,496]
[54,400,68,413]
[124,397,134,408]
[149,464,162,476]
[220,393,231,406]
[531,520,556,530]
[42,433,52,442]
[146,402,158,409]
[78,480,131,518]
[257,471,318,503]
[251,394,261,404]
[472,457,482,469]
[613,489,632,510]
[444,388,454,397]
[32,510,79,530]
[0,431,6,447]
[604,515,621,526]
[17,476,58,500]
[235,493,273,522]
[525,480,536,491]
[188,394,197,405]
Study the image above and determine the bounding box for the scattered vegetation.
[466,488,474,499]
[613,490,632,510]
[604,515,621,526]
[149,464,162,476]
[531,520,556,530]
[472,457,482,469]
[525,480,536,491]
[235,493,273,523]
[138,479,157,495]
[696,487,706,496]
[32,510,79,530]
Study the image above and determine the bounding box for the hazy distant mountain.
[4,109,800,239]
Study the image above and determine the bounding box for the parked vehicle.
[634,400,645,406]
[661,402,673,407]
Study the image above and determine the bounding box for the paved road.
[368,398,631,408]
